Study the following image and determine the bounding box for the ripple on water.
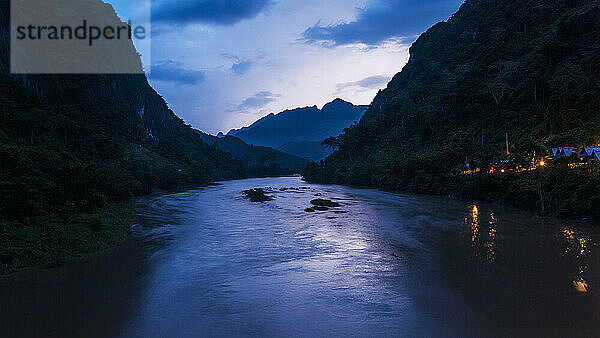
[1,177,599,338]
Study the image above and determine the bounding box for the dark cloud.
[231,60,252,75]
[302,0,464,46]
[153,0,274,26]
[149,60,206,86]
[335,75,390,93]
[236,91,281,111]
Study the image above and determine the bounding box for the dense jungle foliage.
[304,0,600,219]
[0,2,285,272]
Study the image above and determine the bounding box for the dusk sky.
[110,0,464,135]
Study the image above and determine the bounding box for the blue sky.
[108,0,464,134]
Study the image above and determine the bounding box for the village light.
[540,161,545,167]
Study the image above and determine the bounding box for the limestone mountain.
[227,98,367,160]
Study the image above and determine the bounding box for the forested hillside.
[196,132,309,172]
[304,0,600,219]
[277,141,332,162]
[0,1,267,272]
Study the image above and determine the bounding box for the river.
[1,177,599,337]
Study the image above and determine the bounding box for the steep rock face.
[227,98,367,149]
[1,1,173,150]
[0,0,221,157]
[0,1,247,222]
[308,0,600,188]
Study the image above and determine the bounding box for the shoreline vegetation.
[0,88,296,275]
[0,176,297,276]
[4,165,597,277]
[0,1,300,274]
[304,162,600,221]
[302,0,600,221]
[0,204,132,275]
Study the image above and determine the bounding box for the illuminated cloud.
[302,0,463,46]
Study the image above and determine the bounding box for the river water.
[1,177,599,337]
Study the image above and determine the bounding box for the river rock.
[310,199,341,208]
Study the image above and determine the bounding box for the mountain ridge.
[196,132,309,171]
[227,98,367,160]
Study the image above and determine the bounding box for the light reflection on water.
[0,177,599,337]
[465,205,497,262]
[464,204,599,294]
[486,212,497,262]
[562,227,594,293]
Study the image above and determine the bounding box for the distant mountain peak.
[225,98,368,159]
[328,98,351,105]
[322,98,359,111]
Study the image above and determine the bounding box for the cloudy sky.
[109,0,464,135]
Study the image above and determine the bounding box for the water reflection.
[465,205,497,262]
[486,213,497,262]
[561,227,594,292]
[469,205,479,244]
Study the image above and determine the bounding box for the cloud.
[149,60,206,86]
[153,0,275,26]
[335,75,390,93]
[236,91,281,111]
[302,0,463,46]
[231,60,252,75]
[220,53,253,75]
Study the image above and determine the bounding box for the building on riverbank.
[550,147,576,159]
[580,147,600,162]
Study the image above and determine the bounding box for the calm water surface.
[1,177,599,337]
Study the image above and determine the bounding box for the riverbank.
[0,204,133,275]
[449,164,600,220]
[0,174,301,276]
[303,162,600,222]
